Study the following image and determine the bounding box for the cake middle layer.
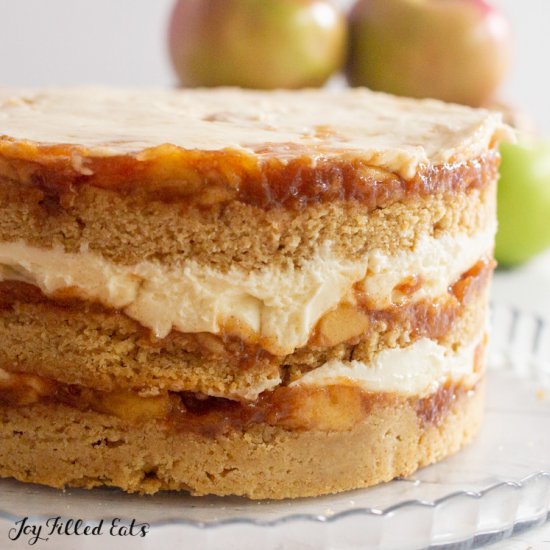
[0,222,494,353]
[0,254,492,399]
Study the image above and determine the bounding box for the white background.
[0,0,548,135]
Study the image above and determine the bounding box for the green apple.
[496,140,550,266]
[346,0,511,107]
[168,0,347,89]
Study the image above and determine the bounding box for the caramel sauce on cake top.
[0,88,510,209]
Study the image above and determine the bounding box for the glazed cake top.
[0,87,510,178]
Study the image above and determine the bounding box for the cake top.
[0,87,510,178]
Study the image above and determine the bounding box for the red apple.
[168,0,347,89]
[346,0,512,107]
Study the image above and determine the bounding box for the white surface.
[0,0,175,88]
[0,0,548,136]
[487,251,550,550]
[490,520,550,549]
[492,0,550,137]
[493,249,550,319]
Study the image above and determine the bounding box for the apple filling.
[310,257,494,348]
[0,346,483,436]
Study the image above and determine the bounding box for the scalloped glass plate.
[1,303,550,550]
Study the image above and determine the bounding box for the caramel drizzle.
[309,257,495,349]
[0,142,498,211]
[0,371,478,436]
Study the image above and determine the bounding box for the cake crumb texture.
[0,381,483,499]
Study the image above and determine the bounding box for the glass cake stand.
[1,303,550,550]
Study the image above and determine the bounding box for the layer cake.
[0,88,510,498]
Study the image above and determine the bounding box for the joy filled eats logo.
[8,516,150,545]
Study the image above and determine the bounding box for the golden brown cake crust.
[0,381,484,499]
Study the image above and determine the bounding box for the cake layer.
[0,381,484,498]
[0,141,496,354]
[0,258,492,399]
[0,330,485,429]
[0,178,495,271]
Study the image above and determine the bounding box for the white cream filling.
[361,224,496,309]
[0,224,494,355]
[290,337,483,397]
[0,241,365,355]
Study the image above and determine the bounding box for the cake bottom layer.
[0,380,483,499]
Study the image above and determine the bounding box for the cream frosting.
[291,336,484,397]
[0,225,494,355]
[361,223,496,308]
[0,87,511,179]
